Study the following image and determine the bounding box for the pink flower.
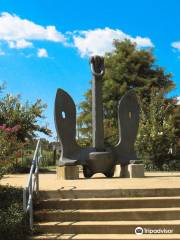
[11,125,21,132]
[5,127,12,133]
[0,124,21,134]
[0,124,6,130]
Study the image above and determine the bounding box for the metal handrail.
[23,139,42,230]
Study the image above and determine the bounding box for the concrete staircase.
[32,188,180,239]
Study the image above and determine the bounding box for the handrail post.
[36,154,39,198]
[29,177,33,230]
[24,139,41,231]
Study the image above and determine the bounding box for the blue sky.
[0,0,179,139]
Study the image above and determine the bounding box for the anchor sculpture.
[54,56,140,178]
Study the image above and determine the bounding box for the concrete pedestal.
[120,165,130,178]
[128,164,144,178]
[116,164,144,178]
[57,166,79,180]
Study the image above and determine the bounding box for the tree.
[135,89,176,169]
[0,94,51,142]
[77,90,92,145]
[0,86,52,176]
[77,40,175,146]
[0,124,22,161]
[173,102,180,159]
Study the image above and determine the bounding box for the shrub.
[0,124,23,162]
[135,89,176,169]
[0,166,6,180]
[0,185,29,240]
[40,150,54,167]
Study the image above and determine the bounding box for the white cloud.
[177,96,180,105]
[171,41,180,51]
[72,27,154,57]
[0,12,66,44]
[133,36,153,48]
[8,39,33,49]
[0,13,154,58]
[37,48,48,58]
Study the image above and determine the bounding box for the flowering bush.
[0,86,51,176]
[0,124,22,162]
[0,94,51,142]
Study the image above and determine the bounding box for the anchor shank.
[91,56,105,151]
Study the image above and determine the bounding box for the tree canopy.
[135,89,176,169]
[77,40,175,147]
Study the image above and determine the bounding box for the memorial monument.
[54,56,143,179]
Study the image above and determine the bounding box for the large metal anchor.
[54,56,139,178]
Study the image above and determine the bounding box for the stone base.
[56,166,79,180]
[120,165,130,178]
[128,164,144,178]
[114,164,145,178]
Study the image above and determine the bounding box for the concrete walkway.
[1,168,180,190]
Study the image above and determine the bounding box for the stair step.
[31,233,180,240]
[40,188,180,198]
[37,196,180,209]
[35,208,180,221]
[34,220,180,234]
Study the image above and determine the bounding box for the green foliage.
[0,185,29,240]
[173,104,180,159]
[0,124,23,178]
[135,89,176,168]
[0,85,52,173]
[0,94,51,142]
[144,159,180,172]
[0,137,58,174]
[3,150,56,174]
[40,150,55,167]
[174,105,180,138]
[0,126,22,161]
[77,89,92,145]
[77,40,175,146]
[0,166,6,180]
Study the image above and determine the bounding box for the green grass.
[40,165,56,171]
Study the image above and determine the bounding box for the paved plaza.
[1,168,180,191]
